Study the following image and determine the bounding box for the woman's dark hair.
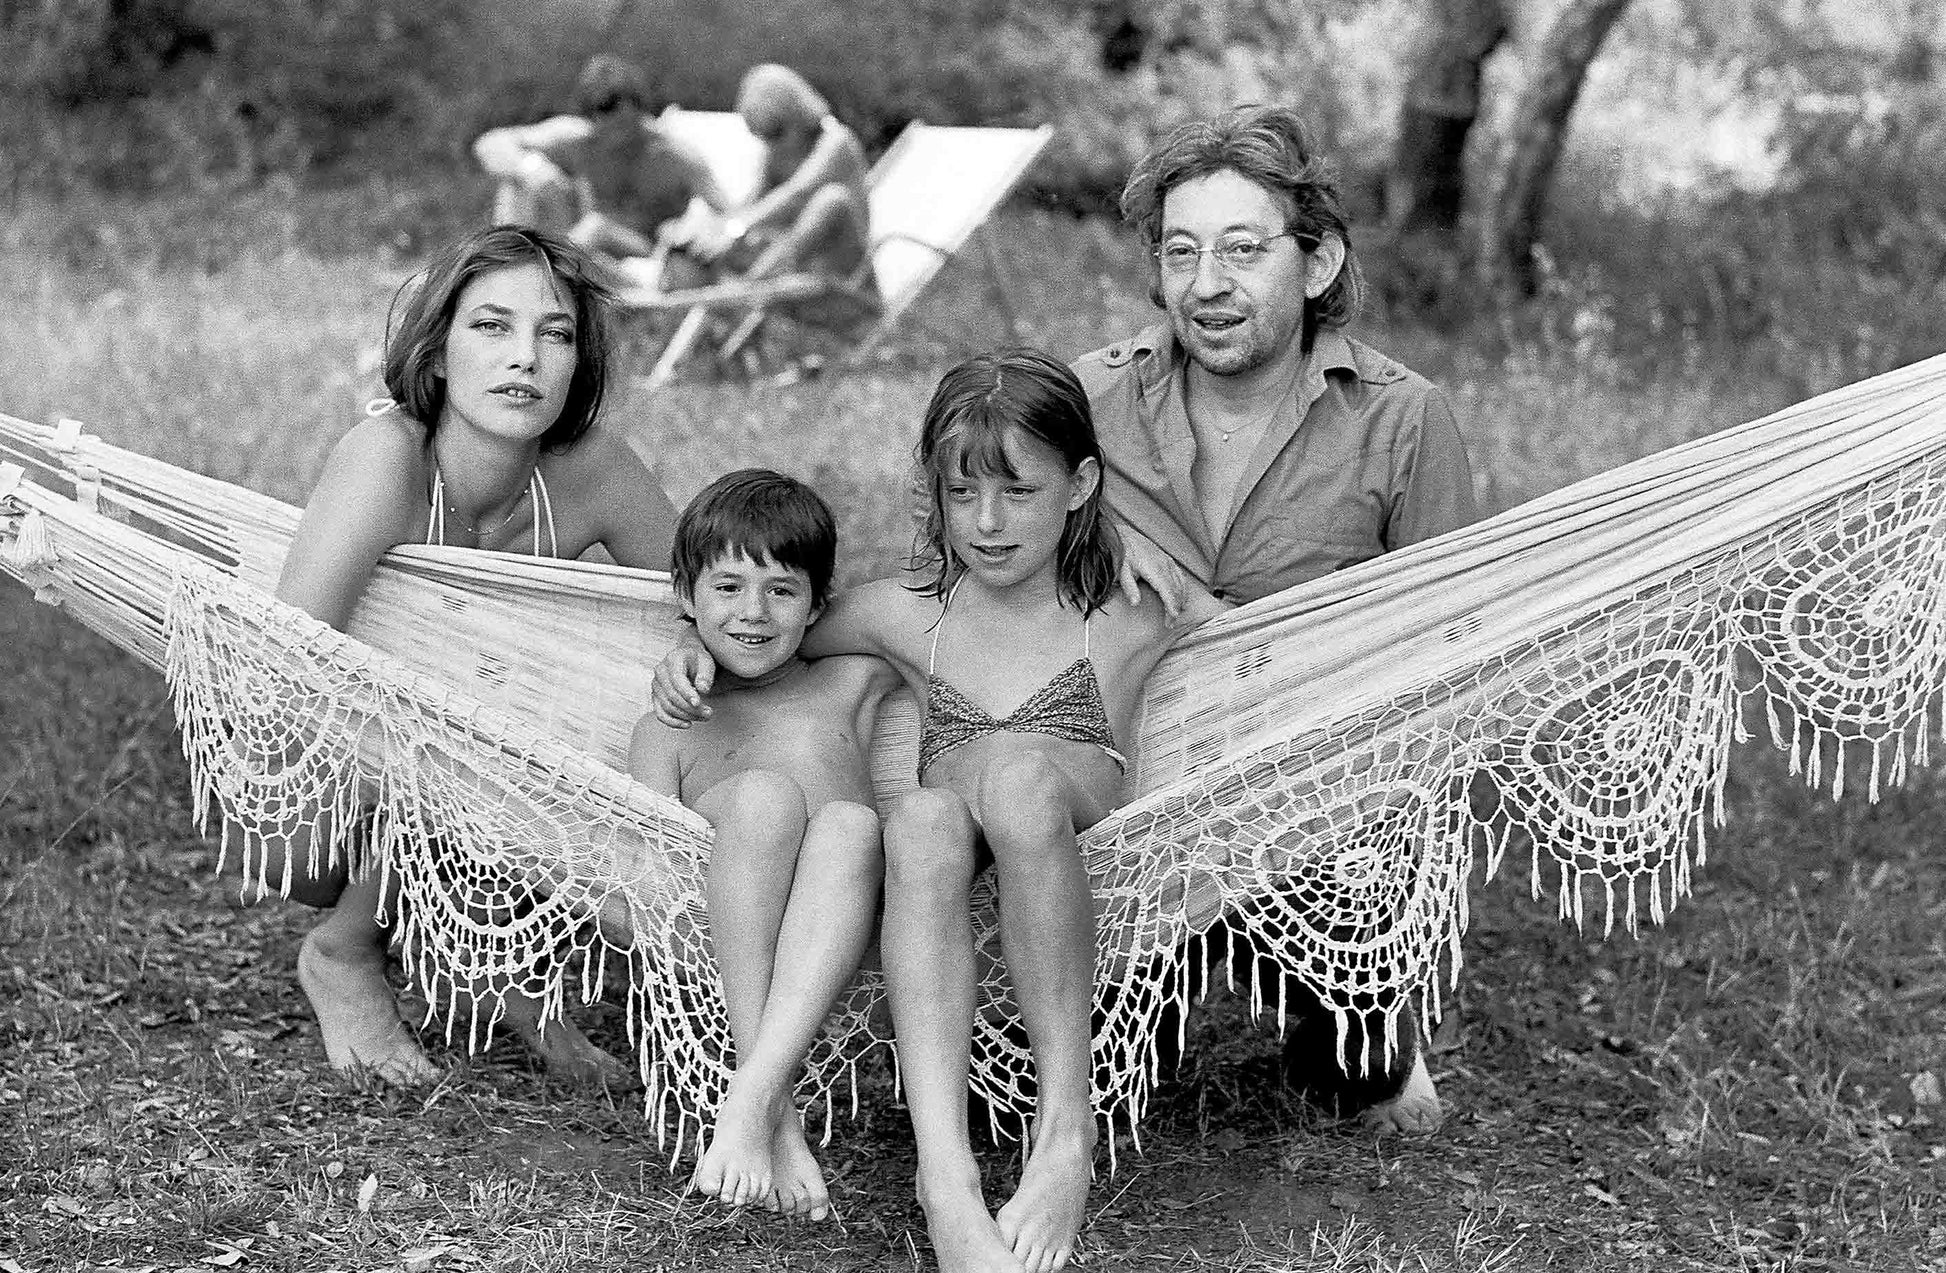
[1120,104,1361,352]
[913,347,1118,616]
[671,469,839,609]
[382,225,616,453]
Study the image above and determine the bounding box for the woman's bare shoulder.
[311,412,426,503]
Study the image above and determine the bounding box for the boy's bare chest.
[679,677,875,809]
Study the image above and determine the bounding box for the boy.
[628,469,899,1221]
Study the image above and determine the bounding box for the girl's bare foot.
[919,1167,1026,1273]
[770,1108,833,1220]
[995,1116,1093,1273]
[690,1091,777,1210]
[1363,1053,1443,1133]
[297,931,439,1086]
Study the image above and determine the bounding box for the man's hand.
[650,637,717,728]
[1116,526,1187,617]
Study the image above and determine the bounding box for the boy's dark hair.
[671,469,839,608]
[383,224,616,453]
[913,347,1118,616]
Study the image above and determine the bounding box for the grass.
[4,192,1945,1271]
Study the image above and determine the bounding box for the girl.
[265,225,679,1088]
[657,348,1215,1272]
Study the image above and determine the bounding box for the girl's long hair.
[911,347,1119,615]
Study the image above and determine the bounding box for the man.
[1079,104,1478,1133]
[474,55,728,269]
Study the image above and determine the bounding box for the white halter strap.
[426,464,557,558]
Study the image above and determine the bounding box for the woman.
[260,225,678,1086]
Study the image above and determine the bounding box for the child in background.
[628,469,899,1221]
[654,350,1218,1273]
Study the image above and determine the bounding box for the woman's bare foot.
[297,931,439,1085]
[1363,1053,1443,1133]
[690,1090,777,1210]
[497,992,641,1091]
[995,1116,1094,1273]
[919,1168,1026,1273]
[770,1108,833,1220]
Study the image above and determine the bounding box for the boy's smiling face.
[682,549,821,681]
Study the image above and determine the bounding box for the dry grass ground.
[3,204,1944,1271]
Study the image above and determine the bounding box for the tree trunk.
[1477,0,1635,294]
[1385,0,1510,240]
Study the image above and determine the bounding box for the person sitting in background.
[670,64,879,328]
[474,55,729,273]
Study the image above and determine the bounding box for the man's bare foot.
[690,1090,777,1210]
[919,1168,1026,1273]
[1363,1052,1443,1134]
[770,1108,833,1220]
[995,1117,1094,1273]
[297,931,439,1086]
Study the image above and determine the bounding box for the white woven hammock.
[4,353,1945,1153]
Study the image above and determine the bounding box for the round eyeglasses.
[1153,231,1315,274]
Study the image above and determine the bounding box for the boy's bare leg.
[690,771,809,1209]
[709,800,881,1220]
[882,789,1024,1273]
[977,757,1098,1273]
[298,868,440,1085]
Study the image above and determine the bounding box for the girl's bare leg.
[882,789,1024,1273]
[689,770,809,1208]
[977,756,1098,1273]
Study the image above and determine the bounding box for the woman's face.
[435,261,578,446]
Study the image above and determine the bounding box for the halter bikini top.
[364,398,562,559]
[426,464,558,558]
[916,583,1127,779]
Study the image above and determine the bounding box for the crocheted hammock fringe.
[4,352,1945,1153]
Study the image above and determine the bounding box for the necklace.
[427,464,556,556]
[445,485,528,536]
[1198,360,1305,444]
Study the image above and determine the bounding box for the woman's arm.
[741,123,858,234]
[577,428,680,570]
[276,421,422,630]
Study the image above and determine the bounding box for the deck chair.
[614,119,1055,385]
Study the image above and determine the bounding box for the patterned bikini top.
[917,585,1127,779]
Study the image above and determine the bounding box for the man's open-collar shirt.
[1074,324,1479,607]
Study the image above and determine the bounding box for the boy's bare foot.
[919,1169,1026,1273]
[770,1108,833,1220]
[297,931,439,1085]
[995,1117,1093,1273]
[1363,1053,1443,1134]
[690,1091,777,1210]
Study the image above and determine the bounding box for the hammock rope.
[4,351,1945,1152]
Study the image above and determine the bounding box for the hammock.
[4,353,1945,1153]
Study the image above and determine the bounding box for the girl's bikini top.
[916,583,1127,779]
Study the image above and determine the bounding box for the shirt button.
[1212,588,1229,601]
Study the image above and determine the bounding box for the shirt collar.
[1134,322,1360,394]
